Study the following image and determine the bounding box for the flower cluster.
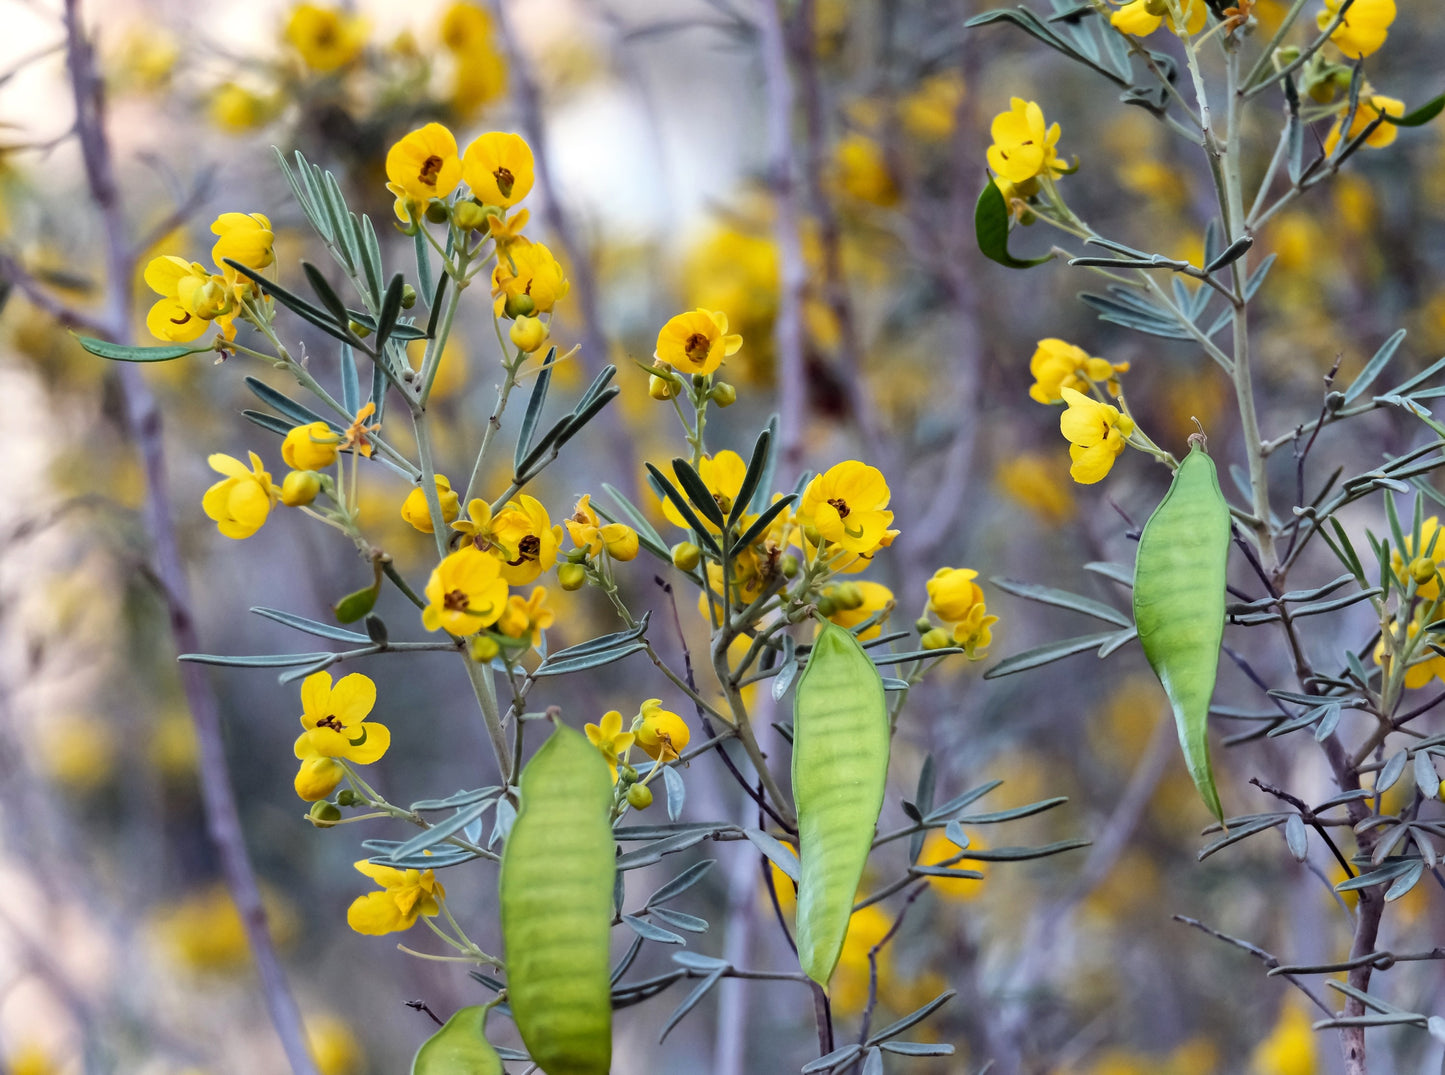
[920,568,998,660]
[144,212,274,343]
[1110,0,1208,38]
[585,701,692,810]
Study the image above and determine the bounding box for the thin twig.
[58,2,319,1070]
[1173,915,1335,1017]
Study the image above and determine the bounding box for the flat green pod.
[500,721,615,1075]
[1133,442,1231,822]
[792,622,890,987]
[411,1005,502,1075]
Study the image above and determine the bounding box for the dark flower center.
[444,588,470,612]
[419,154,444,187]
[827,497,851,519]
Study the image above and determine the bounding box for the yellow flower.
[657,450,749,534]
[292,671,390,797]
[899,71,966,142]
[799,460,895,555]
[385,123,463,222]
[462,131,535,208]
[1391,517,1445,598]
[284,3,367,72]
[211,212,274,274]
[585,709,636,779]
[925,567,984,622]
[833,133,897,206]
[986,97,1065,185]
[953,601,1000,660]
[422,547,509,634]
[400,474,461,533]
[917,829,987,902]
[655,308,743,378]
[1323,92,1404,155]
[565,494,639,560]
[346,860,444,935]
[439,4,506,116]
[634,699,690,761]
[338,401,380,459]
[1374,619,1445,690]
[306,1013,361,1075]
[1250,1002,1318,1075]
[824,580,895,640]
[440,1,493,52]
[1318,0,1394,59]
[210,83,274,132]
[281,421,340,471]
[491,239,569,317]
[487,495,563,585]
[995,453,1076,523]
[1059,387,1135,484]
[143,255,234,342]
[1028,338,1128,404]
[497,586,555,648]
[1110,0,1208,36]
[202,451,278,539]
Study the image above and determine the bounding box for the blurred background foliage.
[1,0,1444,1072]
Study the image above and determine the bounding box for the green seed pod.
[626,784,653,809]
[1133,440,1230,823]
[411,1005,502,1075]
[792,622,889,987]
[500,722,614,1075]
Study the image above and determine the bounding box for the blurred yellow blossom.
[899,71,965,141]
[346,861,444,935]
[1250,1002,1318,1075]
[1059,388,1134,484]
[995,453,1076,523]
[439,3,507,116]
[155,883,298,971]
[35,712,118,792]
[211,212,274,275]
[285,4,367,72]
[306,1013,361,1075]
[202,451,278,539]
[210,83,275,132]
[918,829,987,902]
[833,133,898,206]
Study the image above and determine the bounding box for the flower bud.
[671,541,702,572]
[566,547,589,563]
[425,199,450,224]
[308,800,343,827]
[335,788,362,807]
[400,284,417,309]
[781,554,800,577]
[649,373,676,401]
[920,627,953,650]
[347,319,372,339]
[830,583,864,611]
[504,293,536,319]
[619,763,639,783]
[603,524,639,562]
[709,381,737,407]
[280,469,322,507]
[1410,557,1438,586]
[916,617,935,634]
[510,315,548,353]
[453,201,487,231]
[816,595,837,616]
[470,634,501,661]
[626,784,654,810]
[559,562,587,590]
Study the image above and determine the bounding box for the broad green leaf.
[975,178,1053,269]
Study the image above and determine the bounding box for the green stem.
[463,357,523,506]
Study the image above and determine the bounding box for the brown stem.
[60,2,318,1071]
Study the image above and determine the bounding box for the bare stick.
[59,2,318,1070]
